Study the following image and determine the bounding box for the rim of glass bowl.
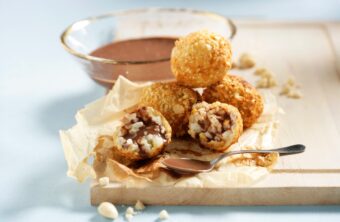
[60,8,237,65]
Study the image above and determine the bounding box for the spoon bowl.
[162,144,305,174]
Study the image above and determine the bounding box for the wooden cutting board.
[91,21,340,205]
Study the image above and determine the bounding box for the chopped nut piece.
[125,207,136,221]
[98,177,109,186]
[280,76,303,99]
[288,91,303,99]
[134,200,146,211]
[231,61,238,69]
[125,213,133,221]
[254,67,267,76]
[126,206,135,215]
[238,53,256,69]
[97,202,118,219]
[254,67,277,88]
[159,210,169,220]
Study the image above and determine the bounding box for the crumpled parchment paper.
[60,76,280,187]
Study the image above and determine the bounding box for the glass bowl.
[60,8,237,89]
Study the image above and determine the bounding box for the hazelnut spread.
[89,37,176,87]
[91,37,176,62]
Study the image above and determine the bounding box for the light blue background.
[1,0,340,221]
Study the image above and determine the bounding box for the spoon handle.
[210,144,305,165]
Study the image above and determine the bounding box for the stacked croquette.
[112,30,264,162]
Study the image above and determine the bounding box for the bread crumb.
[97,202,118,219]
[134,200,145,211]
[280,77,303,99]
[159,210,169,220]
[98,177,109,186]
[254,67,277,88]
[238,53,256,69]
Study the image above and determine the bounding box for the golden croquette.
[171,30,232,88]
[139,82,200,137]
[203,75,264,129]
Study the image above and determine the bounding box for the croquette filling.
[190,105,234,142]
[118,107,167,157]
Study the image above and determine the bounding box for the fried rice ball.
[203,75,264,129]
[139,82,200,137]
[112,106,172,161]
[188,101,243,151]
[171,30,232,88]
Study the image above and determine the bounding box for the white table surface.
[1,0,340,221]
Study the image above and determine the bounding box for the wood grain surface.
[91,21,340,205]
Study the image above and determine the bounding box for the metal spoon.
[162,144,305,174]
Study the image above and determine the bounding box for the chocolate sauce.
[89,37,177,88]
[163,158,211,171]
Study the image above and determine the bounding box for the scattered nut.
[238,53,256,69]
[159,210,169,220]
[98,177,109,186]
[126,206,135,215]
[254,67,277,88]
[134,200,145,211]
[280,76,303,99]
[231,61,238,69]
[124,206,136,221]
[288,91,303,99]
[125,213,133,221]
[97,202,118,219]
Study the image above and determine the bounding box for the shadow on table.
[38,85,104,135]
[0,158,95,219]
[0,86,105,220]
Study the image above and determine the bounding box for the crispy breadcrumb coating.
[139,82,200,137]
[112,106,171,161]
[171,30,232,88]
[188,102,243,151]
[203,75,263,129]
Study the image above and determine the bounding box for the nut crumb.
[254,67,277,88]
[125,207,135,221]
[125,213,133,221]
[134,200,145,211]
[280,77,303,99]
[97,202,118,219]
[238,53,256,69]
[126,206,135,215]
[231,61,238,69]
[98,177,109,186]
[288,91,303,99]
[159,210,169,220]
